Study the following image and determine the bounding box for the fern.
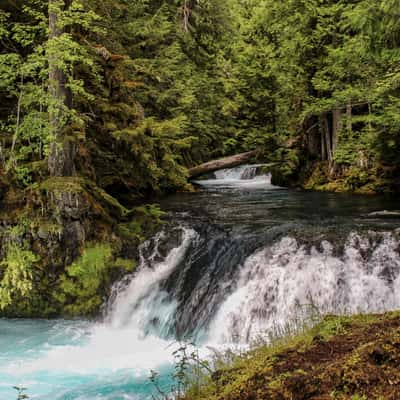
[0,244,40,310]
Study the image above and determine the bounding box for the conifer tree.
[48,0,74,176]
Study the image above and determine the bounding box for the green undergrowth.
[118,204,166,243]
[182,312,400,400]
[0,176,166,317]
[53,243,136,316]
[0,242,40,311]
[302,162,395,194]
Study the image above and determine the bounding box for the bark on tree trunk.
[320,115,326,161]
[182,0,197,32]
[368,102,372,131]
[188,151,258,179]
[332,108,342,156]
[48,0,75,177]
[322,113,331,163]
[9,74,24,167]
[346,103,352,133]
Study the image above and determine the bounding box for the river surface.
[1,166,400,399]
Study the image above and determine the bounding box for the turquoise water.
[0,319,175,399]
[0,227,197,400]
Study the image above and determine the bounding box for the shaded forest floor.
[184,312,400,400]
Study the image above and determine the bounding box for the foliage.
[150,342,212,400]
[54,243,114,316]
[1,0,398,191]
[1,0,400,191]
[0,0,102,185]
[118,204,166,242]
[232,0,400,190]
[0,243,40,310]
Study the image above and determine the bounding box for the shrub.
[0,243,40,310]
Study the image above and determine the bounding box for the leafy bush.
[0,243,40,310]
[55,243,113,316]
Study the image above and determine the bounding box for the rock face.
[26,179,91,270]
[0,175,153,317]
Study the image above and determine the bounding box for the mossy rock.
[39,177,86,194]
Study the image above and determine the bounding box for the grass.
[182,311,400,400]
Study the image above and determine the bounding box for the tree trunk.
[321,113,331,163]
[320,115,326,161]
[9,74,24,168]
[332,108,342,156]
[346,103,352,133]
[48,0,74,177]
[188,151,258,179]
[368,102,372,131]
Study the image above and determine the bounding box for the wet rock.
[62,220,86,265]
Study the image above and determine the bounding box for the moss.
[182,312,400,400]
[53,241,141,317]
[303,162,329,190]
[300,161,397,195]
[54,243,114,317]
[114,257,137,272]
[39,177,86,193]
[35,222,63,238]
[118,204,165,242]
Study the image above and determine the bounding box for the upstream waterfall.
[1,165,400,399]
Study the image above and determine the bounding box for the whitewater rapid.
[208,232,400,344]
[193,164,274,188]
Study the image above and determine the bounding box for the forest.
[0,0,400,316]
[1,1,400,399]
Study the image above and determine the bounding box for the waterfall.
[214,164,271,181]
[5,228,198,379]
[207,232,400,344]
[107,227,198,335]
[102,227,400,347]
[239,165,258,180]
[195,164,273,187]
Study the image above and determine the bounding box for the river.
[1,166,400,399]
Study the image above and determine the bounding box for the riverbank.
[184,311,400,400]
[270,148,400,195]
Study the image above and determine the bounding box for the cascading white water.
[2,228,198,392]
[107,228,197,332]
[195,164,273,187]
[207,231,400,344]
[101,227,400,348]
[214,164,271,180]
